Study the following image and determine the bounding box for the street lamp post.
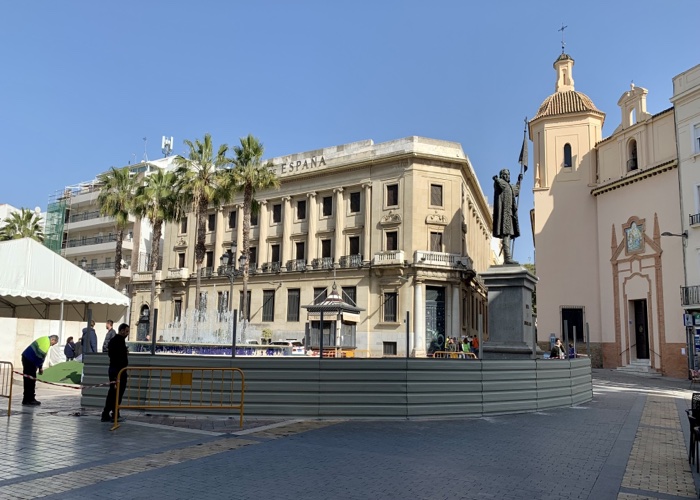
[218,242,247,357]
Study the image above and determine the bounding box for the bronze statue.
[492,168,522,264]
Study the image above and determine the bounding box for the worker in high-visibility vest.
[21,335,59,405]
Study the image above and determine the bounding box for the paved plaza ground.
[1,369,699,499]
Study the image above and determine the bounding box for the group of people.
[550,338,576,359]
[446,335,480,357]
[21,320,131,423]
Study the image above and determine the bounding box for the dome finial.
[558,23,568,54]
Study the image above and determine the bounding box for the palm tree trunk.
[241,185,253,335]
[114,227,124,291]
[194,199,207,312]
[149,221,162,339]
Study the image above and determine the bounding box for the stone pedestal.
[481,265,538,359]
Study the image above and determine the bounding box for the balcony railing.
[286,259,307,272]
[83,261,129,272]
[261,262,281,273]
[69,210,103,223]
[339,254,363,268]
[372,250,405,266]
[65,234,119,248]
[311,257,334,270]
[167,268,189,279]
[690,213,700,226]
[682,285,700,307]
[414,251,473,270]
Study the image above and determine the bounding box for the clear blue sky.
[1,1,698,263]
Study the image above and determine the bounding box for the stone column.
[214,208,225,265]
[307,193,317,263]
[413,279,426,357]
[282,196,292,264]
[334,188,344,263]
[362,184,371,261]
[452,284,461,340]
[235,204,243,254]
[257,200,268,267]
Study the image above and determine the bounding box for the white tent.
[0,238,129,321]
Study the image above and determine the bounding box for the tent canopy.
[0,238,129,321]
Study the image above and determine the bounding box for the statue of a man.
[492,168,522,264]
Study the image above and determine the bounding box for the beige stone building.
[130,136,494,356]
[531,52,687,377]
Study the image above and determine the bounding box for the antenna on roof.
[161,136,174,157]
[558,23,568,54]
[142,137,148,162]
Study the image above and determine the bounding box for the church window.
[693,123,700,154]
[627,139,638,171]
[563,144,572,168]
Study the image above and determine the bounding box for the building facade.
[531,52,687,377]
[130,137,495,357]
[45,156,176,292]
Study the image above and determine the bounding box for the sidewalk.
[0,369,698,499]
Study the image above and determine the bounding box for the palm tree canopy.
[97,166,136,229]
[132,170,181,225]
[173,133,231,209]
[0,208,44,242]
[227,134,281,194]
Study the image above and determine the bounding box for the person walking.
[64,336,76,361]
[21,335,59,405]
[102,320,116,353]
[101,323,130,422]
[81,320,97,356]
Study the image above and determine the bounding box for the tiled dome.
[533,90,604,121]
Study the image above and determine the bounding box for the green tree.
[174,134,231,312]
[132,169,181,337]
[0,208,44,242]
[97,166,137,291]
[226,134,280,329]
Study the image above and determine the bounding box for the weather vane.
[558,23,568,54]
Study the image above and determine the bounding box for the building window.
[173,300,182,323]
[322,196,333,217]
[239,291,251,321]
[430,184,443,207]
[180,217,188,234]
[105,257,112,267]
[248,247,257,265]
[206,251,213,269]
[208,213,216,232]
[272,204,282,224]
[321,239,332,258]
[178,252,185,268]
[295,241,305,260]
[297,199,307,220]
[314,287,327,304]
[342,286,356,306]
[386,184,399,206]
[694,123,700,154]
[386,231,398,251]
[349,236,360,256]
[287,289,300,321]
[262,290,275,322]
[271,244,280,263]
[383,292,398,322]
[563,143,572,168]
[228,210,236,229]
[627,139,638,171]
[383,342,397,356]
[251,211,258,226]
[430,232,443,252]
[350,191,361,213]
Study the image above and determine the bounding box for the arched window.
[627,139,638,171]
[563,143,572,168]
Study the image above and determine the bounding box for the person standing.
[64,336,76,361]
[81,320,97,355]
[471,335,480,358]
[101,323,130,422]
[21,335,59,405]
[492,168,523,265]
[102,320,116,353]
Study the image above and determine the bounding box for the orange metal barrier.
[432,351,478,359]
[0,361,13,416]
[111,367,245,431]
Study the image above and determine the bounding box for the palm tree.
[132,170,181,338]
[0,208,44,242]
[174,134,231,313]
[97,166,137,291]
[227,134,280,330]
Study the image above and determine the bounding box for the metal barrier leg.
[110,369,124,431]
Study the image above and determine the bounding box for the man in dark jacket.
[81,320,97,355]
[101,323,130,422]
[102,320,116,353]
